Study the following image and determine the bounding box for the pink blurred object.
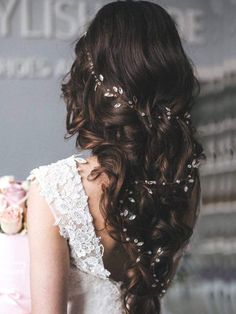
[0,210,23,234]
[0,233,31,314]
[4,183,27,208]
[0,176,29,235]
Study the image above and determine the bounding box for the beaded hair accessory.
[83,31,192,130]
[83,32,200,296]
[84,54,191,130]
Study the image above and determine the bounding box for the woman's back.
[27,149,127,313]
[75,152,130,283]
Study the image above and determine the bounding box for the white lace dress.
[26,150,126,314]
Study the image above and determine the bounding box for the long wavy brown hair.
[61,1,205,313]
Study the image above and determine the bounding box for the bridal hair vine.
[135,156,200,192]
[83,31,200,297]
[84,47,154,125]
[119,191,170,296]
[84,47,192,129]
[83,31,192,128]
[83,33,200,191]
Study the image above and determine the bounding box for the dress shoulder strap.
[26,154,111,280]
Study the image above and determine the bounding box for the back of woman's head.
[61,1,205,313]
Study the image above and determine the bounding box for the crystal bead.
[99,74,104,81]
[114,103,121,108]
[129,215,136,220]
[137,241,144,246]
[148,180,156,185]
[136,256,141,263]
[185,113,191,118]
[123,209,129,216]
[118,87,123,94]
[134,239,138,244]
[184,186,188,192]
[113,86,118,92]
[192,159,200,168]
[104,92,115,97]
[128,197,135,203]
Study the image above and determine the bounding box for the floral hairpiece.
[119,193,171,296]
[83,30,191,125]
[117,155,199,296]
[85,45,192,131]
[134,157,200,193]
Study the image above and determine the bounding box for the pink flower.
[4,183,27,207]
[0,208,23,234]
[0,176,15,190]
[0,195,8,212]
[0,177,28,234]
[1,208,21,221]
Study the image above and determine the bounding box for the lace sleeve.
[26,165,69,239]
[27,155,111,279]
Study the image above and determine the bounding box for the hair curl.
[61,1,205,313]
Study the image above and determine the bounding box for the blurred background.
[0,0,235,313]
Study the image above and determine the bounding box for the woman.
[27,1,205,313]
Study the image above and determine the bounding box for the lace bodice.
[26,150,125,314]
